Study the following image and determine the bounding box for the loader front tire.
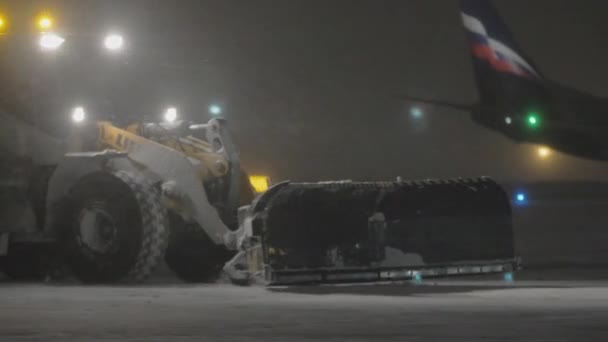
[165,213,233,283]
[62,171,168,283]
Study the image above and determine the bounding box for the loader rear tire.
[61,171,168,283]
[165,213,233,283]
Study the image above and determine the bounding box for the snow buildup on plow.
[380,248,425,268]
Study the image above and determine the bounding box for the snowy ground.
[1,270,608,341]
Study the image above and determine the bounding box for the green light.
[527,113,540,127]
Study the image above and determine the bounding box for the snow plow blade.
[238,177,518,285]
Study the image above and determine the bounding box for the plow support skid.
[246,177,516,285]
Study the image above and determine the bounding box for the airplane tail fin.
[460,0,546,105]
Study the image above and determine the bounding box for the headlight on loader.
[71,107,86,123]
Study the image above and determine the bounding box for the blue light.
[516,193,526,202]
[503,272,514,283]
[410,106,423,119]
[412,272,423,284]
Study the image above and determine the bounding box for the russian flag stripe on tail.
[461,0,542,80]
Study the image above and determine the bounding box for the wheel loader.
[0,108,519,284]
[0,109,255,283]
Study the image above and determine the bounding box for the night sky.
[1,0,607,182]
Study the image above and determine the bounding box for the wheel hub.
[77,203,118,254]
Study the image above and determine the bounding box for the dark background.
[0,0,607,182]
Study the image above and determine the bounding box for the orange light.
[249,175,271,193]
[36,14,54,31]
[537,147,551,159]
[0,15,7,32]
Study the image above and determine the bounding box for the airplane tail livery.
[460,0,546,107]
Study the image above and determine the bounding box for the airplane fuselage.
[472,86,608,161]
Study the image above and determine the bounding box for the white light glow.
[104,34,124,51]
[72,107,86,123]
[165,107,178,122]
[39,32,65,50]
[410,106,423,119]
[209,105,222,116]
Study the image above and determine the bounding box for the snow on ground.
[1,271,608,341]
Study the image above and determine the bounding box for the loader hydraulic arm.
[95,121,230,182]
[97,121,149,152]
[71,119,243,247]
